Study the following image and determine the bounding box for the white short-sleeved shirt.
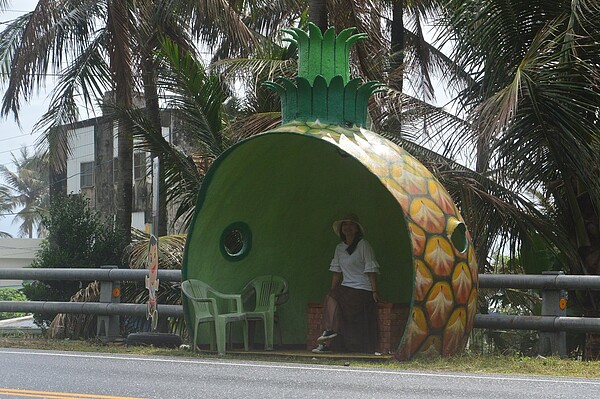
[329,239,380,291]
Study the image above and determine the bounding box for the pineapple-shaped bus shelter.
[182,24,478,360]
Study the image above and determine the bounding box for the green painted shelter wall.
[183,133,413,345]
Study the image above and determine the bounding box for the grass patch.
[382,353,600,379]
[0,334,599,378]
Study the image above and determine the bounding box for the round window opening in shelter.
[448,218,468,253]
[220,222,252,261]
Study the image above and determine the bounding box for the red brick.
[307,302,409,354]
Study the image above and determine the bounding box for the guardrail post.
[539,271,567,357]
[97,266,121,342]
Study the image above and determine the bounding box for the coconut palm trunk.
[141,53,169,237]
[108,0,134,244]
[390,0,404,92]
[308,0,328,32]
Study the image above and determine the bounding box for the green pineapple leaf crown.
[264,23,386,128]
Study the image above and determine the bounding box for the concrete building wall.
[52,107,187,236]
[0,238,42,288]
[66,125,95,194]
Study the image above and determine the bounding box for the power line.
[0,136,162,195]
[0,131,42,144]
[0,141,95,169]
[0,132,156,172]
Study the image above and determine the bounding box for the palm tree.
[0,1,136,242]
[108,0,135,245]
[111,0,304,233]
[0,0,219,242]
[0,185,14,237]
[119,39,234,229]
[0,0,284,241]
[0,146,49,238]
[435,0,600,339]
[131,0,589,279]
[438,0,600,271]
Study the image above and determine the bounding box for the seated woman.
[313,213,380,353]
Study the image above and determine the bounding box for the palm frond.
[107,103,202,231]
[48,281,100,339]
[126,233,186,270]
[477,20,600,201]
[480,287,541,315]
[0,0,103,120]
[0,184,13,214]
[373,90,475,163]
[0,147,49,237]
[184,0,262,59]
[34,31,112,171]
[159,38,229,156]
[228,112,282,141]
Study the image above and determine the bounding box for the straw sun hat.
[332,213,365,236]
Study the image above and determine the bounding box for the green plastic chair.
[241,275,288,350]
[181,279,248,355]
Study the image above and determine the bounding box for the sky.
[0,1,48,237]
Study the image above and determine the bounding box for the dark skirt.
[326,285,378,353]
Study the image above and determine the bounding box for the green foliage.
[21,194,125,327]
[0,288,27,320]
[520,232,560,275]
[0,146,49,238]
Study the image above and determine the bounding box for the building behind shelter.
[49,95,193,235]
[0,238,42,288]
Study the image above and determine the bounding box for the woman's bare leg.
[322,293,341,332]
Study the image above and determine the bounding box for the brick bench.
[306,302,409,354]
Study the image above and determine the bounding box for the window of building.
[80,161,94,188]
[134,152,146,180]
[113,157,118,182]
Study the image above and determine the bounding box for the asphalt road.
[0,349,599,399]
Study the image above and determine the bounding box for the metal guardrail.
[0,269,184,314]
[478,274,600,290]
[0,267,181,283]
[476,271,600,357]
[474,314,600,333]
[1,268,600,355]
[0,267,184,340]
[0,302,183,317]
[475,273,600,333]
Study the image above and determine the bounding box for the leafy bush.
[21,194,126,328]
[0,288,27,320]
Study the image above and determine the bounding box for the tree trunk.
[108,0,134,245]
[390,0,404,92]
[116,114,133,245]
[575,190,599,358]
[475,135,490,174]
[95,118,116,223]
[142,54,168,237]
[308,0,328,32]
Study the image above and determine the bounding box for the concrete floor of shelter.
[209,344,395,362]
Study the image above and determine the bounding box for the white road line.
[1,349,599,386]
